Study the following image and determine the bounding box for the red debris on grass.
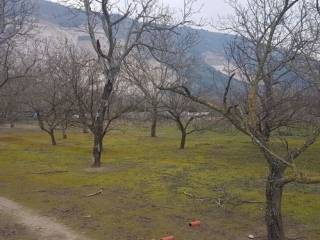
[160,236,175,240]
[189,220,201,228]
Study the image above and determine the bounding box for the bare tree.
[0,0,34,89]
[58,42,138,166]
[163,1,320,239]
[29,84,65,146]
[124,51,168,137]
[72,62,139,165]
[63,0,197,167]
[0,76,28,127]
[0,0,36,130]
[164,92,207,149]
[27,41,72,146]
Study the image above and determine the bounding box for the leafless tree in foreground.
[163,1,320,239]
[68,0,197,167]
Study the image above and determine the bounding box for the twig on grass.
[31,170,69,175]
[85,189,103,197]
[182,191,263,208]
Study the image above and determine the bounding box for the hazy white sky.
[52,0,246,31]
[161,0,235,23]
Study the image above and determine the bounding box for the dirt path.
[0,197,89,240]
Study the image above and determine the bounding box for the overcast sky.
[160,0,236,28]
[52,0,246,31]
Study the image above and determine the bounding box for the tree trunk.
[0,1,5,34]
[265,164,285,240]
[90,71,117,168]
[150,110,157,137]
[92,134,103,168]
[49,130,56,146]
[180,130,187,149]
[82,126,88,133]
[62,127,67,139]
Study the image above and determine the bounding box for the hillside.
[34,0,236,92]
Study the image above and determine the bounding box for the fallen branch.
[31,170,69,175]
[182,191,262,206]
[33,189,47,193]
[85,189,103,197]
[240,200,263,204]
[182,191,194,198]
[182,191,210,201]
[151,204,174,209]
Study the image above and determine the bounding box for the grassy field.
[0,124,319,240]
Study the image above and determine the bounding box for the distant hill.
[34,0,238,93]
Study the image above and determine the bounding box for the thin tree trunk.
[62,127,67,139]
[265,165,285,240]
[0,0,5,34]
[180,130,187,149]
[82,126,88,133]
[90,73,116,168]
[150,109,157,137]
[92,134,103,168]
[49,130,56,146]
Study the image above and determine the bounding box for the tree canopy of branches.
[124,51,168,137]
[68,0,197,167]
[164,91,207,149]
[0,0,34,89]
[26,41,74,145]
[68,46,139,163]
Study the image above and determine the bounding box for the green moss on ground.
[0,126,319,239]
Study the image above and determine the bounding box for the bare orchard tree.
[72,63,139,166]
[28,78,66,146]
[163,1,320,240]
[0,44,37,127]
[61,43,138,167]
[0,76,28,127]
[0,0,36,129]
[124,24,198,137]
[295,4,320,98]
[124,51,168,137]
[27,42,73,146]
[65,0,197,167]
[164,91,207,149]
[0,0,34,89]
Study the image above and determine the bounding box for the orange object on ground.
[189,220,201,227]
[160,236,175,240]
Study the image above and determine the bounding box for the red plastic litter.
[189,220,201,228]
[160,236,175,240]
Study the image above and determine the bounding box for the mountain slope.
[34,0,236,92]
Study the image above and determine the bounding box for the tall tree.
[163,1,320,239]
[69,0,197,167]
[56,42,138,165]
